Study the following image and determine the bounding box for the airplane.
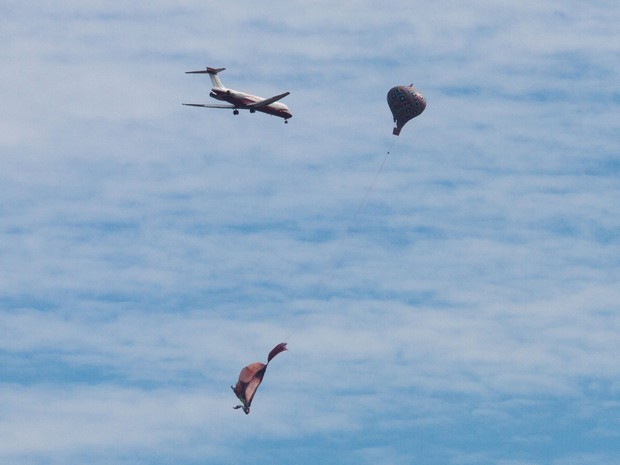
[183,67,292,123]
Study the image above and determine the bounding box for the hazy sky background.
[2,1,620,464]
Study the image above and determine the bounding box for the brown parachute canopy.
[231,342,287,414]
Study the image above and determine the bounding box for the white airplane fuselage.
[210,87,293,119]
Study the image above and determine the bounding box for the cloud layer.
[2,1,620,464]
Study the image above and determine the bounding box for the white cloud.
[2,1,620,464]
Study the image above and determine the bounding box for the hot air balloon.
[231,342,287,414]
[387,84,426,135]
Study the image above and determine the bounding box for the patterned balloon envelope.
[387,85,426,135]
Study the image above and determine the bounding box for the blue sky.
[1,1,620,464]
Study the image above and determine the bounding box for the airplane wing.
[182,103,237,109]
[247,92,290,109]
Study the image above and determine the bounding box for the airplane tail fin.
[185,67,226,89]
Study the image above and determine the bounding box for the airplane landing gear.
[285,119,289,124]
[233,109,239,115]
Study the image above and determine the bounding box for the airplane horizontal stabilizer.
[185,67,226,74]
